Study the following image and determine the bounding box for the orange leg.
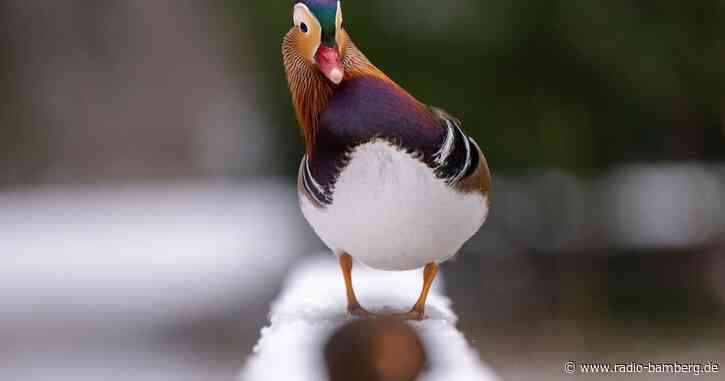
[404,263,439,320]
[339,253,371,317]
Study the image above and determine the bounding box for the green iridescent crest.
[295,0,340,45]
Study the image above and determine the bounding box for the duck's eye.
[300,22,308,33]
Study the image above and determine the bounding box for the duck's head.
[289,0,346,84]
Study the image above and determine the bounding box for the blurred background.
[1,1,724,380]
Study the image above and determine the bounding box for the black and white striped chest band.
[301,155,333,206]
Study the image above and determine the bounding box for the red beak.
[314,45,344,84]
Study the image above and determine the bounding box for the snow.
[0,179,313,381]
[604,164,725,249]
[0,179,308,331]
[240,256,499,381]
[0,342,234,381]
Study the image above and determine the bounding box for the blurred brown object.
[324,318,427,381]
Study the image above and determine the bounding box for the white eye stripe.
[292,3,322,60]
[293,3,321,33]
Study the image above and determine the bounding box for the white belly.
[300,140,488,271]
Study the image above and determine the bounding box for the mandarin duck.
[282,0,491,320]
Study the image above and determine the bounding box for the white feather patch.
[433,120,455,167]
[300,140,488,271]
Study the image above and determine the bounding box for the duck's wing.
[428,107,491,196]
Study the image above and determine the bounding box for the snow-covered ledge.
[240,255,499,381]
